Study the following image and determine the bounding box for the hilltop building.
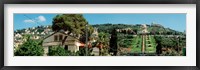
[138,24,150,34]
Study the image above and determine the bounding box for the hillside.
[14,23,185,39]
[92,23,185,35]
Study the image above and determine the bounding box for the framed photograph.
[1,0,199,70]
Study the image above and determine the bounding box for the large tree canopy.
[52,14,94,38]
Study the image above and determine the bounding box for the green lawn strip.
[120,35,143,53]
[145,35,156,53]
[132,35,138,45]
[131,35,142,53]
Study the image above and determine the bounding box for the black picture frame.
[0,0,199,70]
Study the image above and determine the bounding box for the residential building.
[42,30,83,56]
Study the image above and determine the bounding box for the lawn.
[145,35,156,53]
[131,35,142,53]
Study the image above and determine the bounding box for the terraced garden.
[131,35,142,53]
[145,35,156,53]
[118,34,157,55]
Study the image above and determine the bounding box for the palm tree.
[97,32,110,56]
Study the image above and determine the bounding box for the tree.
[14,37,44,56]
[109,28,118,56]
[98,32,110,45]
[154,36,162,55]
[52,14,94,36]
[52,14,94,44]
[97,32,110,56]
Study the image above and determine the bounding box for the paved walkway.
[142,35,145,53]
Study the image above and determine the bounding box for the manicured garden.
[118,34,157,54]
[131,35,142,53]
[145,35,156,53]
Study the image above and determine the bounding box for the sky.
[14,14,186,32]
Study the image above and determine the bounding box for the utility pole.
[85,24,88,56]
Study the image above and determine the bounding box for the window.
[65,45,68,50]
[54,35,58,41]
[59,35,63,41]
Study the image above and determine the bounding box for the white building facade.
[42,31,81,56]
